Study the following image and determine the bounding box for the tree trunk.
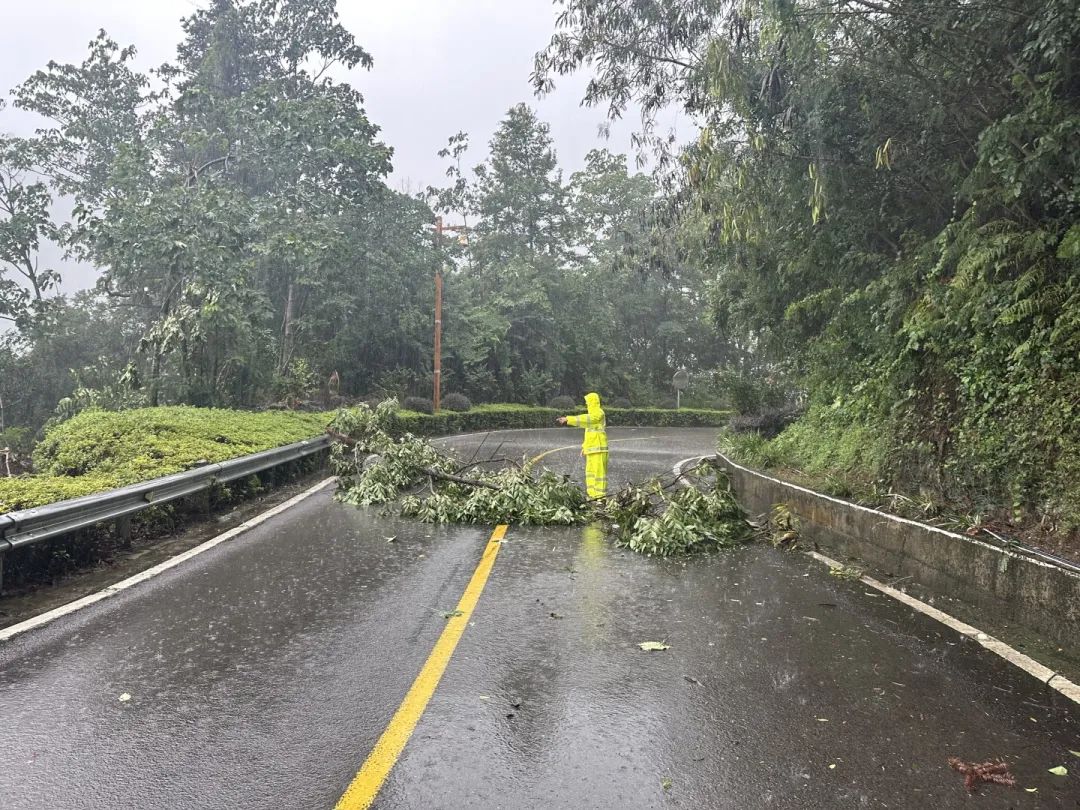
[280,281,296,373]
[148,342,162,407]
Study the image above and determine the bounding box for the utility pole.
[432,216,469,412]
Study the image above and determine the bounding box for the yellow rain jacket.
[564,393,608,498]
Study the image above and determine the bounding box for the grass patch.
[720,403,887,499]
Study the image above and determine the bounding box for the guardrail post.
[116,516,132,549]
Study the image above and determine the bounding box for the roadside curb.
[807,548,1080,706]
[673,455,1080,707]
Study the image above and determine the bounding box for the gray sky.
[0,0,686,294]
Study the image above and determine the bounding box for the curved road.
[0,428,1077,808]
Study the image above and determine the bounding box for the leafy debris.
[328,401,751,557]
[767,503,800,549]
[605,477,751,556]
[829,565,864,581]
[638,641,671,651]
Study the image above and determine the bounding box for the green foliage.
[0,406,328,514]
[274,359,317,406]
[0,134,61,330]
[402,468,587,526]
[0,426,33,455]
[607,475,751,557]
[721,403,889,499]
[33,406,327,480]
[9,2,435,415]
[328,400,746,554]
[537,0,1080,539]
[710,369,789,416]
[429,110,731,406]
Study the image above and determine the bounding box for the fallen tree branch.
[423,468,500,490]
[327,428,499,490]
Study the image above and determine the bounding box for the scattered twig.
[464,431,489,466]
[454,457,520,475]
[947,757,1016,793]
[660,458,715,491]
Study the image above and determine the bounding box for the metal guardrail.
[0,436,330,568]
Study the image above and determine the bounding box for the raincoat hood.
[585,392,602,416]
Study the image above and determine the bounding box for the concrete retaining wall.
[714,454,1080,649]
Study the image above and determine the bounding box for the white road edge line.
[0,476,337,644]
[672,456,1080,707]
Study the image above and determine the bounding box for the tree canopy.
[534,0,1080,531]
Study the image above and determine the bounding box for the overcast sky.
[0,0,687,293]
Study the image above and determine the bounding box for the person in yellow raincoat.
[557,392,608,498]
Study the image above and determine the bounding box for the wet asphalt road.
[0,427,1078,809]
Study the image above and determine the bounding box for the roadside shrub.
[402,396,434,414]
[610,396,632,408]
[1,407,330,515]
[548,395,576,410]
[727,405,803,439]
[273,358,318,406]
[441,392,472,412]
[714,369,789,415]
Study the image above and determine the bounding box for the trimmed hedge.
[394,404,730,437]
[1,407,330,514]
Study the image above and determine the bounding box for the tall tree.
[0,133,60,329]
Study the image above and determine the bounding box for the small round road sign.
[673,369,689,391]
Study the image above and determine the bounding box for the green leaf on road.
[1069,750,1080,758]
[660,778,672,791]
[639,641,670,651]
[440,610,464,619]
[1048,765,1068,776]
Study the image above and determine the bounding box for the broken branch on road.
[326,400,752,556]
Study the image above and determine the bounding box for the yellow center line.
[334,524,508,810]
[525,436,658,469]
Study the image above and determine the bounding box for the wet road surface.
[0,427,1078,808]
